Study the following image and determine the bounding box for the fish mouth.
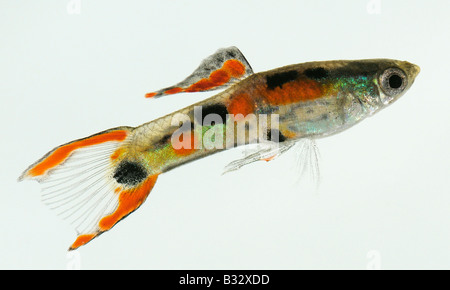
[405,62,420,80]
[411,63,421,79]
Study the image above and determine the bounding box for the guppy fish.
[19,47,419,250]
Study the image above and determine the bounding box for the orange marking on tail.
[184,59,246,93]
[69,174,158,250]
[145,92,157,98]
[28,130,128,178]
[263,79,323,105]
[99,175,159,232]
[69,234,96,250]
[110,148,125,161]
[227,93,254,120]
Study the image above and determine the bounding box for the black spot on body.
[267,129,287,142]
[266,70,299,90]
[113,161,147,186]
[304,67,328,79]
[195,104,229,125]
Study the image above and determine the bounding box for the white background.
[1,0,449,269]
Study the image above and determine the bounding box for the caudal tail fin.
[19,127,159,250]
[145,46,254,98]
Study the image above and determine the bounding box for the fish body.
[134,58,419,174]
[19,47,420,250]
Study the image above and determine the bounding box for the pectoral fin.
[222,142,296,174]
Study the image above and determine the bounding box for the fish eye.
[379,68,407,96]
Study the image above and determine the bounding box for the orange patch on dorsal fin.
[145,46,253,98]
[145,92,157,98]
[184,59,245,92]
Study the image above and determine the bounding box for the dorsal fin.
[145,46,253,98]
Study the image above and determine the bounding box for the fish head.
[375,59,420,108]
